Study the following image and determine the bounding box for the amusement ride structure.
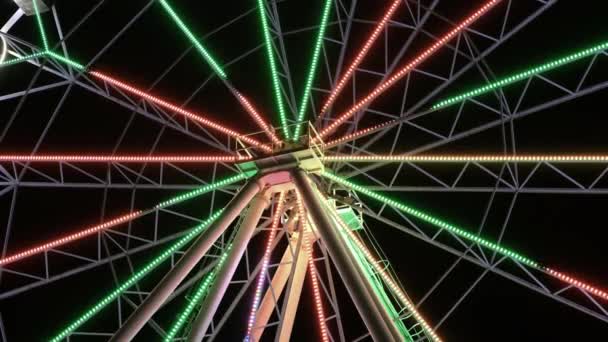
[0,0,607,340]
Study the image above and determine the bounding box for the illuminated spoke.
[0,51,48,67]
[0,172,251,266]
[32,0,48,50]
[0,211,143,266]
[323,154,608,163]
[234,90,282,145]
[433,40,608,109]
[157,0,226,78]
[0,154,250,163]
[245,191,286,341]
[322,171,538,266]
[318,0,502,140]
[256,0,290,140]
[318,0,402,120]
[321,171,608,303]
[49,210,224,342]
[292,0,333,140]
[89,71,272,153]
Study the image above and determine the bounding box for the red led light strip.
[89,71,272,153]
[234,91,282,145]
[0,155,250,163]
[0,211,143,266]
[318,0,401,120]
[545,268,608,300]
[245,192,286,340]
[319,0,501,139]
[295,191,330,342]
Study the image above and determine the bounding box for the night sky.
[0,0,607,341]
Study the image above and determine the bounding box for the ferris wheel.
[0,0,607,340]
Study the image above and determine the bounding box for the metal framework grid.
[0,0,607,341]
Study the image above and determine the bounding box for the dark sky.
[0,0,607,341]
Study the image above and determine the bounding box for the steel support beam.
[250,231,303,341]
[187,192,270,341]
[292,170,401,341]
[275,232,310,342]
[109,180,264,341]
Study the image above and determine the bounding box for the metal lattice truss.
[0,0,607,340]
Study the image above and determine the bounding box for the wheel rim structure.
[0,0,607,341]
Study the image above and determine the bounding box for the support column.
[187,191,271,341]
[292,170,402,341]
[274,231,309,342]
[250,231,303,341]
[110,180,264,342]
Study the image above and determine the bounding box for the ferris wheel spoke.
[355,204,608,324]
[0,172,250,267]
[292,0,334,140]
[327,0,556,152]
[318,0,502,140]
[317,0,403,123]
[433,40,608,110]
[0,154,249,164]
[324,173,608,319]
[256,0,291,140]
[158,0,281,144]
[49,210,225,342]
[319,0,441,135]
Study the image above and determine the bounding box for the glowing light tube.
[319,0,502,139]
[0,172,251,266]
[46,51,86,70]
[157,0,227,78]
[321,171,538,267]
[322,154,608,163]
[328,207,441,341]
[322,172,608,303]
[0,154,250,163]
[0,211,143,266]
[295,190,330,342]
[321,119,397,146]
[432,40,608,109]
[256,0,290,140]
[164,247,231,341]
[245,191,286,341]
[32,0,48,50]
[49,210,223,342]
[319,0,402,119]
[0,52,48,67]
[234,91,282,145]
[544,268,608,301]
[292,0,333,140]
[88,70,272,153]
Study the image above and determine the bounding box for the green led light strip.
[46,51,86,70]
[433,40,608,109]
[158,0,227,79]
[256,0,290,140]
[0,52,47,67]
[291,0,333,140]
[341,225,412,340]
[155,171,254,209]
[164,245,231,341]
[321,171,538,267]
[49,210,224,342]
[32,0,49,50]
